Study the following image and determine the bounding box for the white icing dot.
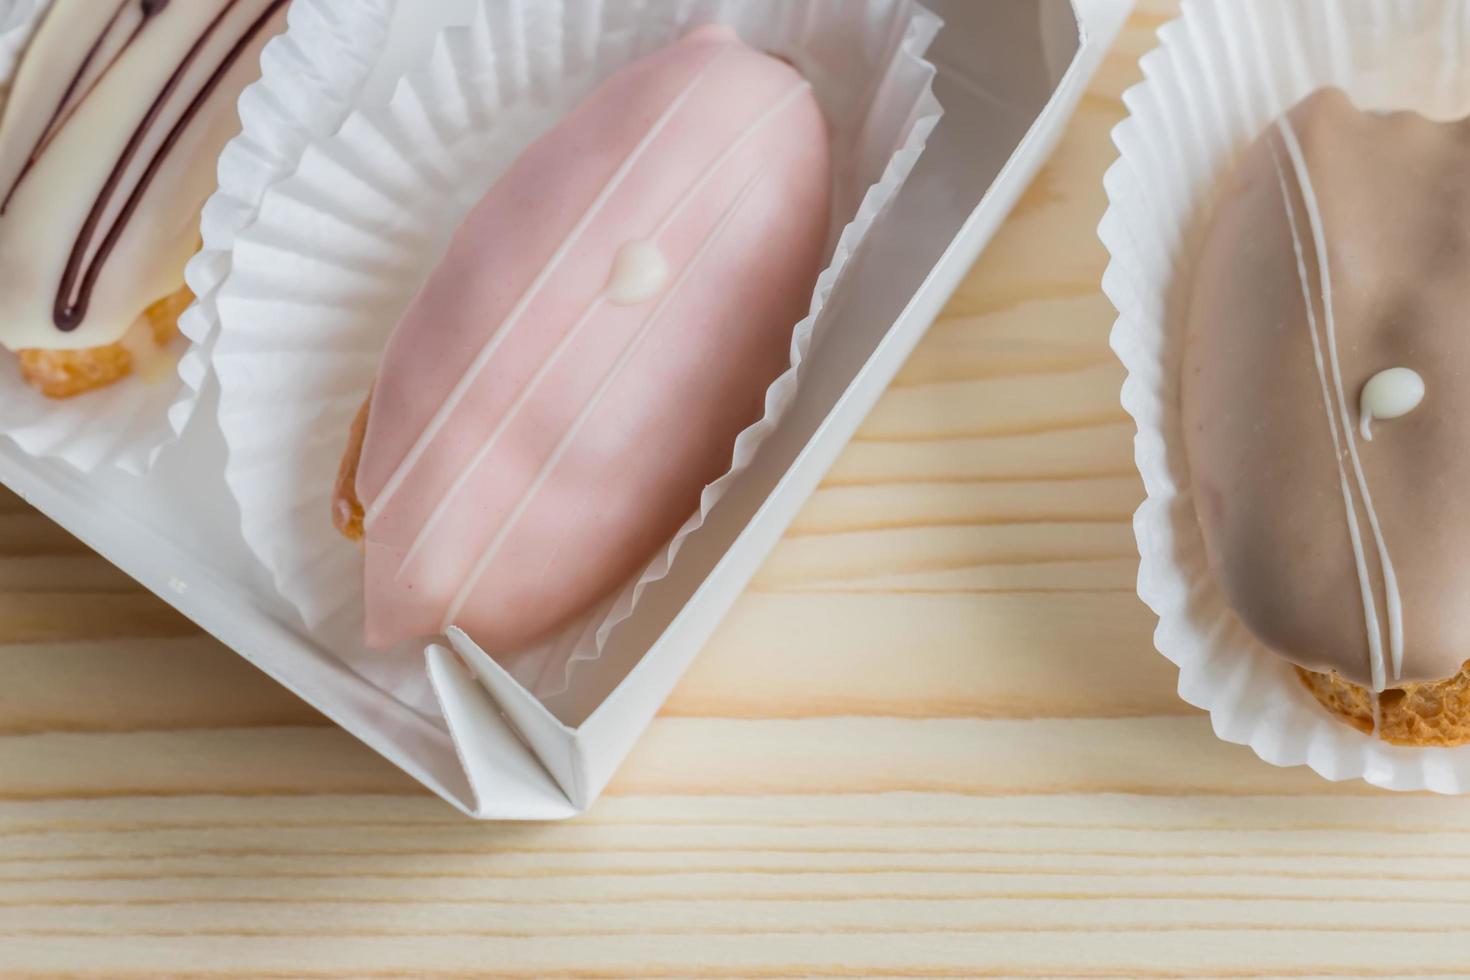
[1359,367,1425,441]
[606,239,669,306]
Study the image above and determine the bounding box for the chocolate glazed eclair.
[0,0,290,397]
[1184,88,1470,746]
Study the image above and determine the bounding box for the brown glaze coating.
[1298,662,1470,747]
[1183,88,1470,689]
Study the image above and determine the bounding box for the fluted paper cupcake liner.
[1102,0,1470,793]
[0,0,387,474]
[210,0,942,712]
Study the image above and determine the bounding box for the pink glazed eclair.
[334,25,831,651]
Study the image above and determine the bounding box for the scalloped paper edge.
[177,0,392,430]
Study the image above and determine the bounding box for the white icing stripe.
[1268,137,1386,693]
[391,80,811,580]
[363,46,730,525]
[1277,118,1405,687]
[393,293,607,580]
[648,80,810,241]
[439,171,766,633]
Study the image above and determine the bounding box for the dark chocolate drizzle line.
[0,0,138,216]
[54,0,286,332]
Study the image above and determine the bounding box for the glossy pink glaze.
[356,26,831,650]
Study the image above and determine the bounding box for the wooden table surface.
[7,2,1468,976]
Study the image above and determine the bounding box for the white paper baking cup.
[1102,0,1470,793]
[0,0,387,474]
[211,0,942,713]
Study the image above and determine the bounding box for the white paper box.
[0,0,1131,818]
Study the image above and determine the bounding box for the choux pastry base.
[17,286,192,399]
[1298,661,1470,747]
[332,396,370,542]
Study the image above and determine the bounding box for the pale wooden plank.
[753,523,1137,591]
[0,484,30,513]
[0,593,196,644]
[0,728,421,800]
[673,592,1181,719]
[0,513,92,557]
[9,792,1459,835]
[0,637,326,734]
[828,422,1138,485]
[0,717,1376,802]
[9,929,1470,979]
[894,295,1121,387]
[788,476,1141,536]
[859,362,1128,442]
[0,556,140,594]
[611,717,1381,798]
[4,793,1466,977]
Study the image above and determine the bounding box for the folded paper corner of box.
[425,639,585,820]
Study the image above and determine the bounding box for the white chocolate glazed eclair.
[0,0,289,397]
